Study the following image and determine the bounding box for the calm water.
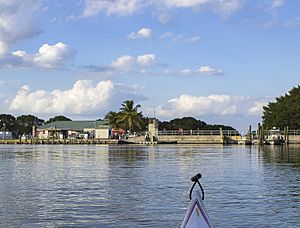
[0,144,299,227]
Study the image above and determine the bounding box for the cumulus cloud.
[111,55,135,70]
[33,42,75,68]
[248,101,268,115]
[9,80,146,116]
[82,0,141,17]
[196,66,223,75]
[0,0,41,57]
[127,28,152,39]
[179,66,223,76]
[157,94,245,117]
[1,42,75,69]
[106,53,156,72]
[137,54,155,66]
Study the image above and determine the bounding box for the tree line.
[262,85,300,130]
[0,100,236,138]
[0,114,71,138]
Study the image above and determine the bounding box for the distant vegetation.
[159,117,235,131]
[0,114,70,138]
[0,100,236,138]
[262,85,300,130]
[104,100,236,131]
[0,114,45,138]
[45,115,72,124]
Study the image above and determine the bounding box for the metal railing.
[288,130,300,135]
[158,130,240,136]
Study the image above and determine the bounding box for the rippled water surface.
[0,144,299,227]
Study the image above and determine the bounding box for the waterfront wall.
[158,135,224,144]
[287,135,300,144]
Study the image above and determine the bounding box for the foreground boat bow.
[181,174,213,228]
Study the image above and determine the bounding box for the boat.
[265,128,285,145]
[181,174,213,228]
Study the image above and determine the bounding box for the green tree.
[159,116,235,130]
[119,100,143,132]
[262,85,300,129]
[0,114,18,138]
[105,111,122,129]
[17,115,45,137]
[46,115,72,124]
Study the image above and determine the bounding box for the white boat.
[265,128,285,145]
[181,174,213,228]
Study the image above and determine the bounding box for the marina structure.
[34,120,112,140]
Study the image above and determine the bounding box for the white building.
[0,131,13,140]
[35,120,112,140]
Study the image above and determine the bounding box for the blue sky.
[0,0,299,132]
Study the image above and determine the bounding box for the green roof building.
[35,120,112,139]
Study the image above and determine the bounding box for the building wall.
[36,130,49,139]
[95,129,111,139]
[0,131,13,140]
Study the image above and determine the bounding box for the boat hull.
[181,190,213,228]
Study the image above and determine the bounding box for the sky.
[0,0,299,133]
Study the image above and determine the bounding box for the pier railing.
[157,130,240,136]
[288,130,300,135]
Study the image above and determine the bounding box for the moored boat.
[265,128,285,145]
[181,174,213,228]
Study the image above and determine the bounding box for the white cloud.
[196,66,223,75]
[1,42,75,69]
[167,34,201,44]
[159,0,242,15]
[111,55,135,70]
[0,0,41,57]
[83,0,141,17]
[181,68,193,75]
[33,42,75,68]
[110,53,155,71]
[157,94,244,117]
[248,101,268,115]
[9,80,146,116]
[161,0,208,8]
[211,0,242,15]
[137,54,155,66]
[127,28,152,39]
[81,0,242,17]
[185,36,201,43]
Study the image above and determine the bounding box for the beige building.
[35,120,112,140]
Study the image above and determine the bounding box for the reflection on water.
[0,144,299,227]
[260,144,300,165]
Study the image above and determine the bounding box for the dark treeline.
[158,117,235,131]
[263,85,300,130]
[0,114,71,138]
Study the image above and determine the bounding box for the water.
[0,144,299,227]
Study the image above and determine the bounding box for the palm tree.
[119,100,143,132]
[105,111,121,129]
